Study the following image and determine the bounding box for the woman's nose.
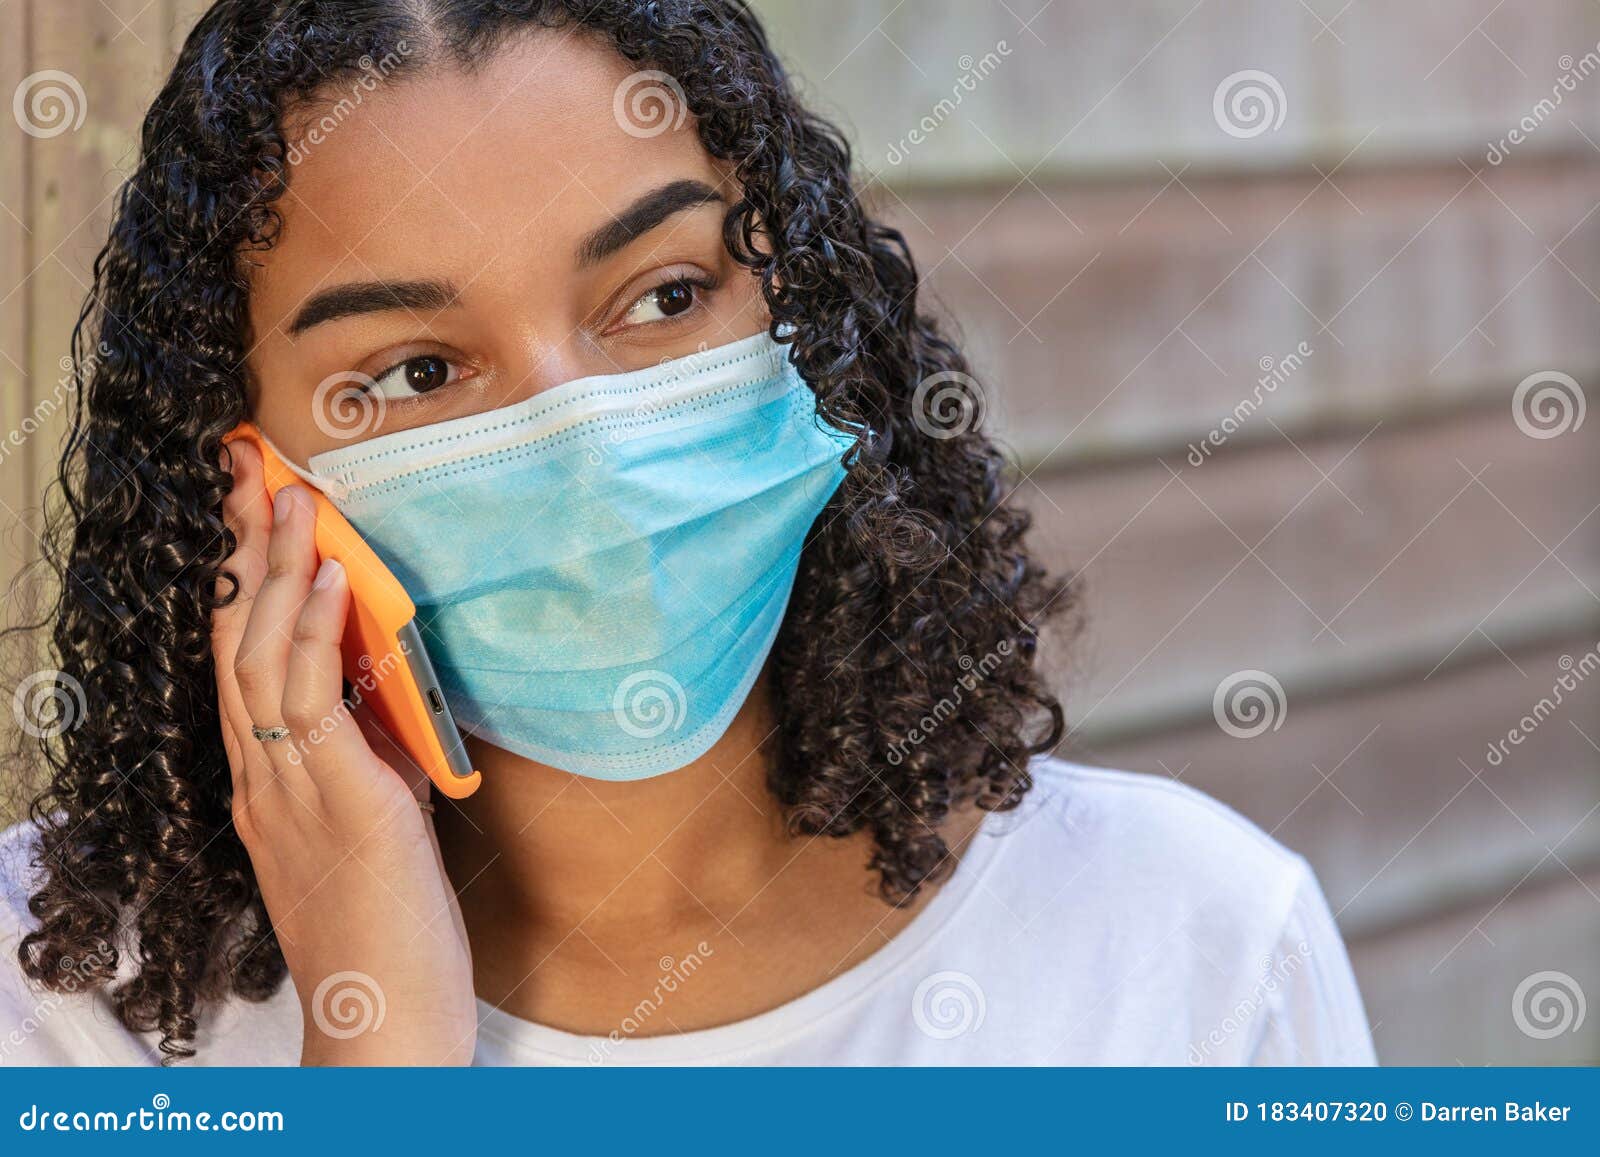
[494,329,667,403]
[494,338,599,403]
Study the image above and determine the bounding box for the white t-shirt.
[0,760,1375,1066]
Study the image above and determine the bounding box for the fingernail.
[273,487,293,524]
[314,558,342,590]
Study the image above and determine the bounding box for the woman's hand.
[212,439,476,1065]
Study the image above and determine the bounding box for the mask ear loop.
[256,430,351,503]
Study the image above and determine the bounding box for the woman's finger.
[280,560,389,801]
[283,565,434,841]
[232,483,320,789]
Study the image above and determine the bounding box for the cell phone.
[222,423,482,799]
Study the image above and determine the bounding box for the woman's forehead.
[256,35,719,308]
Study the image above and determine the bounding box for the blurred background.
[2,1,1597,1063]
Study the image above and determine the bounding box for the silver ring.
[251,724,291,743]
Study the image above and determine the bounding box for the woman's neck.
[431,680,953,1035]
[434,679,797,940]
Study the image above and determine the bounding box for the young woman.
[0,0,1374,1066]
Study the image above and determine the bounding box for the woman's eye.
[369,354,460,399]
[621,279,701,327]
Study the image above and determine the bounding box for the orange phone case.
[223,424,482,799]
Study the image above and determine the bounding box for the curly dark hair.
[10,0,1068,1060]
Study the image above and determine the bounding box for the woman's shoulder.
[0,817,47,964]
[0,818,301,1067]
[1002,756,1314,907]
[0,818,114,1064]
[0,818,145,1064]
[948,758,1374,1063]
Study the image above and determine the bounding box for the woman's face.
[245,34,768,464]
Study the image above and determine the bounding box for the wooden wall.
[2,0,1597,1064]
[750,0,1600,1064]
[0,0,211,611]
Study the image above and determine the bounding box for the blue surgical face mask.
[286,332,853,780]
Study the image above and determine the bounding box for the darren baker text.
[1420,1102,1571,1123]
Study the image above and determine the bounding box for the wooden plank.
[1024,405,1600,736]
[879,158,1600,467]
[1090,636,1600,941]
[752,0,1600,183]
[1349,868,1600,1064]
[0,0,32,602]
[23,0,168,533]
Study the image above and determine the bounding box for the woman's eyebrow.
[576,179,724,268]
[288,278,461,335]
